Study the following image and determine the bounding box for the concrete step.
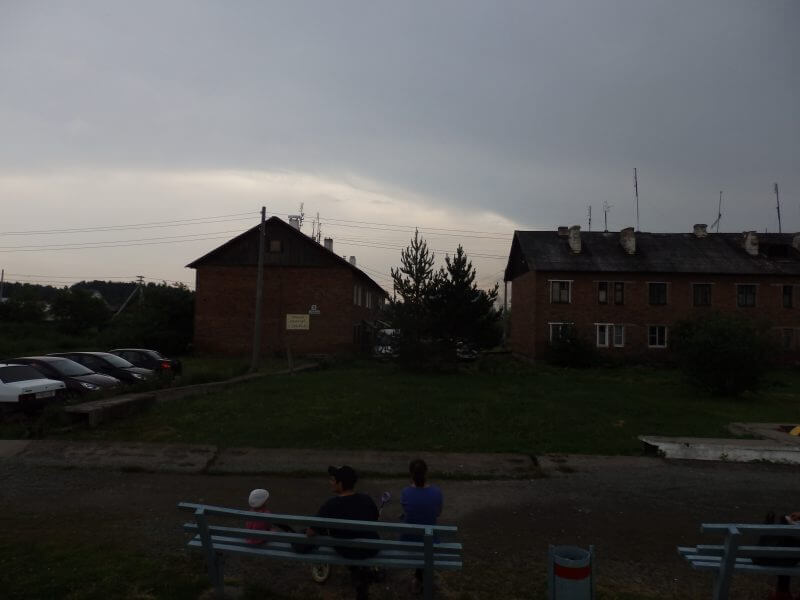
[639,435,800,464]
[64,393,155,427]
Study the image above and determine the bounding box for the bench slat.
[702,524,800,536]
[183,522,463,554]
[682,544,800,558]
[689,559,800,577]
[178,502,457,536]
[186,539,463,570]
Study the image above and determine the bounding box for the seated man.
[307,465,379,599]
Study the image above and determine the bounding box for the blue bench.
[179,502,462,599]
[679,523,800,599]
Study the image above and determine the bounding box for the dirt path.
[2,456,799,599]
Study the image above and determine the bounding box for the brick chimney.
[620,227,636,254]
[349,256,357,266]
[568,225,581,254]
[324,237,333,252]
[557,226,569,237]
[742,231,759,256]
[693,224,708,238]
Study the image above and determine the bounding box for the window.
[613,282,624,305]
[598,282,608,304]
[782,328,794,350]
[737,284,756,307]
[784,285,794,308]
[613,324,625,347]
[649,282,667,305]
[268,239,282,253]
[648,325,668,348]
[550,280,572,304]
[595,324,610,347]
[548,322,574,343]
[693,284,712,307]
[366,292,372,309]
[353,284,361,306]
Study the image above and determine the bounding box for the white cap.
[248,488,269,508]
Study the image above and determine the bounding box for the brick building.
[504,225,800,362]
[188,217,387,356]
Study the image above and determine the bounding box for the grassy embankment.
[55,357,800,455]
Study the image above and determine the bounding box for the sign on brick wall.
[286,314,310,330]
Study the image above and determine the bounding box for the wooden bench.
[679,523,800,599]
[179,502,462,599]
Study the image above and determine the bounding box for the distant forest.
[2,280,138,308]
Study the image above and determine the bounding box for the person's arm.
[436,488,443,517]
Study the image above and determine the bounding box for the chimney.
[349,256,357,266]
[742,231,759,256]
[557,226,569,237]
[324,237,333,252]
[288,216,301,230]
[620,227,636,254]
[693,224,708,238]
[568,225,581,254]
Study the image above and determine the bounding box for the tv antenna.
[602,201,612,232]
[288,203,305,230]
[775,182,782,233]
[587,205,592,231]
[711,191,723,233]
[634,168,640,232]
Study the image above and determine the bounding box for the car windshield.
[0,365,47,383]
[50,359,93,377]
[99,353,134,368]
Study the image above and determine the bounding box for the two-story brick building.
[188,217,387,356]
[504,224,800,362]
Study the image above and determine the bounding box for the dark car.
[8,356,121,398]
[108,348,183,376]
[48,352,154,385]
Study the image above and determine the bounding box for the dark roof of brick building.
[505,230,800,280]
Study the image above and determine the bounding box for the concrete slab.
[14,440,217,473]
[64,393,156,427]
[639,435,800,464]
[728,422,800,446]
[210,447,538,479]
[0,439,30,459]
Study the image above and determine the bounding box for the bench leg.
[712,526,740,600]
[423,528,434,600]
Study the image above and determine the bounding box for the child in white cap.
[245,488,273,545]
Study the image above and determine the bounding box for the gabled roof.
[505,230,800,280]
[187,216,388,295]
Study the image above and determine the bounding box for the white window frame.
[613,324,625,347]
[595,323,611,348]
[549,280,573,304]
[647,325,668,348]
[548,322,574,343]
[597,281,609,305]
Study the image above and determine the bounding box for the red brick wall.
[194,266,383,356]
[510,270,800,361]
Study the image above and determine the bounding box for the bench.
[178,502,462,600]
[679,523,800,599]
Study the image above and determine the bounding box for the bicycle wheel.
[311,563,330,583]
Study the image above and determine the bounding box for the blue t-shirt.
[401,485,443,542]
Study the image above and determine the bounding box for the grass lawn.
[56,358,800,455]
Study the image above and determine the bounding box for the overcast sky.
[1,1,797,291]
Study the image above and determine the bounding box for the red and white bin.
[547,545,595,600]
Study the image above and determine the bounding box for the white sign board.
[309,304,321,315]
[286,314,310,330]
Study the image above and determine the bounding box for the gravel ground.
[2,455,799,599]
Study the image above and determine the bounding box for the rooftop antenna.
[602,201,612,232]
[587,205,592,232]
[315,212,322,243]
[634,168,640,232]
[711,191,723,233]
[775,182,782,233]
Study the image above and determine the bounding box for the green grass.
[52,358,800,455]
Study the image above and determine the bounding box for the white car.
[0,363,66,408]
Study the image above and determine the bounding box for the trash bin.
[548,544,594,600]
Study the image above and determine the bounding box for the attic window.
[269,240,282,253]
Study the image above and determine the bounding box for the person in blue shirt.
[401,458,443,595]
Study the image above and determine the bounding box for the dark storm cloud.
[1,0,798,231]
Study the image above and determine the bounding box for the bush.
[544,327,597,368]
[672,313,771,396]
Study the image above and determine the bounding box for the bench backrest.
[700,523,800,560]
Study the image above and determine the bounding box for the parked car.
[48,352,154,384]
[0,363,65,410]
[8,356,120,398]
[107,348,183,376]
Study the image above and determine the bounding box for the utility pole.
[0,268,4,301]
[251,206,266,372]
[603,201,612,232]
[775,182,782,233]
[634,168,640,232]
[587,205,592,231]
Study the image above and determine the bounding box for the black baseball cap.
[327,465,358,489]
